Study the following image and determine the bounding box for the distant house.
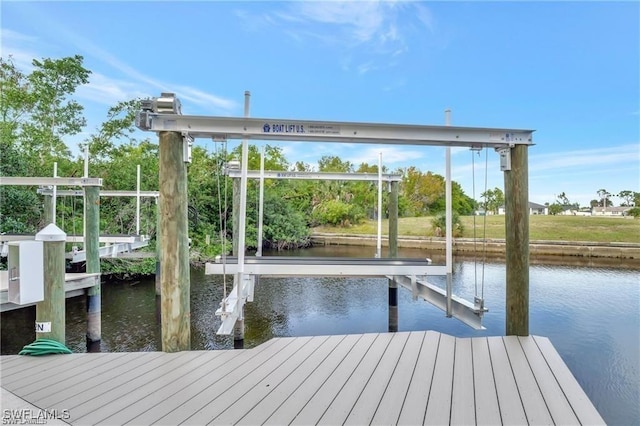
[591,206,632,216]
[498,202,548,215]
[559,205,579,216]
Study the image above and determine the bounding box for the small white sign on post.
[35,322,52,333]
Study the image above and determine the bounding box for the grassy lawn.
[314,215,640,243]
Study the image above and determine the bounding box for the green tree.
[480,187,505,214]
[597,189,611,208]
[431,211,464,237]
[401,167,444,215]
[548,203,564,215]
[1,55,90,233]
[24,55,90,174]
[618,190,636,207]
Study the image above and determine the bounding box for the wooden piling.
[34,224,66,343]
[504,144,530,336]
[388,180,399,332]
[159,130,190,352]
[84,185,101,349]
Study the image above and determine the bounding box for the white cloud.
[343,145,426,167]
[235,1,434,71]
[76,72,150,106]
[2,10,238,115]
[530,144,639,172]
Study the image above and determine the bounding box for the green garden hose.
[19,338,72,356]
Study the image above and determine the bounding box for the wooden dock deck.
[0,331,604,425]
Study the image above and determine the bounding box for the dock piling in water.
[34,224,66,344]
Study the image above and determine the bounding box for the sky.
[1,1,638,208]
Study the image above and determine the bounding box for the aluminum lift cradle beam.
[225,169,402,182]
[37,189,159,198]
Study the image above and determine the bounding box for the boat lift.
[137,92,534,335]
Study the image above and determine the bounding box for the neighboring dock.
[0,331,604,425]
[0,271,100,312]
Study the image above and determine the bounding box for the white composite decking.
[0,331,604,425]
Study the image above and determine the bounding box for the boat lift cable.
[471,147,488,305]
[472,149,478,298]
[482,147,489,300]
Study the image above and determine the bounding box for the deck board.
[471,337,502,425]
[503,335,554,424]
[289,333,378,425]
[518,336,580,425]
[155,337,303,425]
[210,335,331,425]
[451,337,476,425]
[0,332,605,426]
[95,351,239,425]
[76,351,208,424]
[424,332,456,425]
[397,330,440,425]
[344,332,410,425]
[532,336,606,426]
[260,333,363,426]
[230,334,346,425]
[317,333,394,425]
[487,336,529,425]
[370,331,424,425]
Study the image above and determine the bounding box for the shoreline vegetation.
[99,215,639,278]
[311,215,640,260]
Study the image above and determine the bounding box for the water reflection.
[1,246,638,425]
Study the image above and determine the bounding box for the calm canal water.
[1,246,638,425]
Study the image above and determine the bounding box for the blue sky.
[2,1,638,207]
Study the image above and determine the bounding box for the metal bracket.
[182,132,193,164]
[496,146,514,171]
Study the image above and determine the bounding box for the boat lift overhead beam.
[37,189,159,198]
[225,169,402,182]
[137,113,534,148]
[0,177,103,186]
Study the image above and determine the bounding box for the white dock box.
[8,240,44,305]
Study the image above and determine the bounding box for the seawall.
[311,233,640,260]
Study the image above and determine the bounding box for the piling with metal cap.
[35,224,67,344]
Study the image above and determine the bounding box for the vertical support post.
[136,164,141,236]
[35,224,66,344]
[388,180,399,332]
[159,130,190,352]
[84,185,101,351]
[257,146,265,257]
[84,145,89,178]
[444,110,453,317]
[505,144,529,336]
[233,90,251,349]
[376,152,382,258]
[232,178,240,256]
[52,162,58,225]
[43,195,54,225]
